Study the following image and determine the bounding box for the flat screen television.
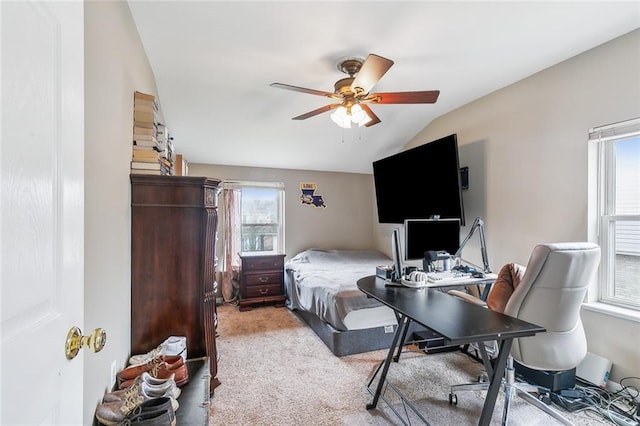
[404,218,460,261]
[372,134,465,225]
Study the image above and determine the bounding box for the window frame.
[591,118,640,311]
[226,180,285,256]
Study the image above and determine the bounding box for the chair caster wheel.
[449,393,457,405]
[539,394,551,405]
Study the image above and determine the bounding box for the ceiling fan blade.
[360,104,381,127]
[292,104,340,120]
[350,54,394,95]
[270,83,335,98]
[367,90,440,104]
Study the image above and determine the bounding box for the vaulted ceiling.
[127,1,639,174]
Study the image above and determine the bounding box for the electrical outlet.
[109,360,117,390]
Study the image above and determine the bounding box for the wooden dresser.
[238,254,286,311]
[130,175,220,394]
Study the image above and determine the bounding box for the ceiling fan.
[270,53,440,128]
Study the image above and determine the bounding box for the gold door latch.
[65,326,106,359]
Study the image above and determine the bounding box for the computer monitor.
[391,228,403,281]
[404,218,461,261]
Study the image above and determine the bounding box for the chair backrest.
[505,242,600,371]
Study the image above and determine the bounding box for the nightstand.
[238,254,286,311]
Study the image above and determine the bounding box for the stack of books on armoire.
[131,91,175,175]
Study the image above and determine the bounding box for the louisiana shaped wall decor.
[300,182,326,208]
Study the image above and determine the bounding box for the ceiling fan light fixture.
[331,106,351,128]
[330,104,372,128]
[351,104,371,127]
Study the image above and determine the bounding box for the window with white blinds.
[590,117,640,310]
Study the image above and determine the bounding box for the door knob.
[65,326,106,359]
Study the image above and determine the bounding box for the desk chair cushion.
[486,262,526,313]
[505,242,600,371]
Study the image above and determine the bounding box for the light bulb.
[331,106,351,128]
[351,104,372,126]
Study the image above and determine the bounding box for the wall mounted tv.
[372,133,465,225]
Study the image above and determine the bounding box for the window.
[590,118,640,311]
[240,187,284,253]
[231,182,285,255]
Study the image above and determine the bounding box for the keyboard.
[426,271,470,283]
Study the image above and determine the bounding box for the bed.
[284,248,424,356]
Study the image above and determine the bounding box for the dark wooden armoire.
[130,174,220,393]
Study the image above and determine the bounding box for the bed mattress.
[284,248,397,331]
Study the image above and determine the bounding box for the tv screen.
[372,134,465,225]
[404,218,460,261]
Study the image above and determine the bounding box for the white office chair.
[448,242,601,425]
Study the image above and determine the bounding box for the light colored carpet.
[210,304,611,425]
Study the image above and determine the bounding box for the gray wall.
[380,29,639,383]
[84,2,160,424]
[188,163,376,260]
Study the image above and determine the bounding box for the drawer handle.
[259,288,269,295]
[258,277,269,283]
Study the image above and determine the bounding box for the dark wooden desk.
[357,275,545,426]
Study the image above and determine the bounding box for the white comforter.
[284,249,392,331]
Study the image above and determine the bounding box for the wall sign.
[300,183,326,208]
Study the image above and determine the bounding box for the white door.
[1,1,85,424]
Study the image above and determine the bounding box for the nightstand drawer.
[243,256,284,271]
[243,283,282,299]
[245,272,282,286]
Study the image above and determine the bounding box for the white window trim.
[582,301,640,323]
[587,117,640,313]
[223,180,286,256]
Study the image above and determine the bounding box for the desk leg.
[393,314,412,362]
[478,339,513,426]
[478,342,493,380]
[366,315,409,410]
[480,283,492,301]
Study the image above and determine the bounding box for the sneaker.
[119,361,189,390]
[103,373,180,403]
[117,397,175,426]
[117,356,184,389]
[95,382,145,425]
[119,409,172,426]
[129,336,187,366]
[96,382,178,425]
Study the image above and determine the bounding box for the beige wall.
[84,2,160,424]
[388,29,639,382]
[188,163,376,260]
[80,5,637,418]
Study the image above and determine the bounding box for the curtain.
[221,187,242,303]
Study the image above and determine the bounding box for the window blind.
[589,117,640,142]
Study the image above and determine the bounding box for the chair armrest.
[448,290,487,307]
